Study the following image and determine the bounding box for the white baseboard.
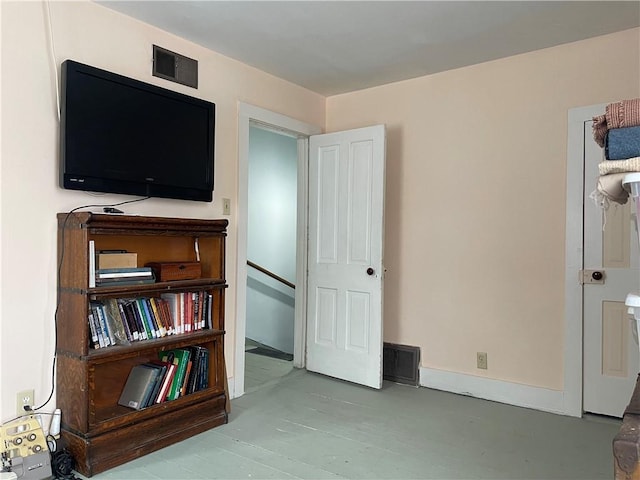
[420,367,570,416]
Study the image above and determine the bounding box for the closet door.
[583,118,640,417]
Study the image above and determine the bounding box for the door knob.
[366,267,375,276]
[580,269,605,284]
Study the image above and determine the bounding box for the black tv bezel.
[60,59,215,202]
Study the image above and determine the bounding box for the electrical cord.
[44,0,60,122]
[1,410,55,430]
[30,197,150,415]
[50,445,79,480]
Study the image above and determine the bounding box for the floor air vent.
[383,343,420,386]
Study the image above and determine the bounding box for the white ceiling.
[96,1,640,96]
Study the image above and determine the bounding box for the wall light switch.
[222,198,231,216]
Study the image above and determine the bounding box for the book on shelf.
[185,347,199,394]
[193,291,202,331]
[113,299,133,342]
[134,299,154,339]
[170,348,191,400]
[184,292,192,333]
[160,293,179,335]
[147,298,166,337]
[147,298,161,338]
[180,357,193,397]
[87,311,101,349]
[141,362,167,407]
[177,293,186,334]
[151,360,176,404]
[161,292,187,334]
[186,346,209,394]
[199,348,210,390]
[89,302,111,347]
[149,298,167,337]
[88,240,96,288]
[192,292,199,332]
[118,364,163,410]
[117,300,139,341]
[190,291,205,331]
[155,298,174,336]
[97,267,154,279]
[97,252,137,270]
[131,299,149,340]
[160,349,191,401]
[103,298,130,345]
[95,277,157,287]
[120,300,143,341]
[138,298,158,339]
[95,267,155,287]
[203,293,213,329]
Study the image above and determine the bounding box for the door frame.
[234,103,321,398]
[564,102,607,417]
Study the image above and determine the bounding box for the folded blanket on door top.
[598,156,640,175]
[592,98,640,147]
[605,125,640,160]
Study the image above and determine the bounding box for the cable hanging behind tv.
[60,59,215,202]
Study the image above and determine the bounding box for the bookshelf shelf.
[86,278,227,296]
[80,329,225,361]
[56,213,229,477]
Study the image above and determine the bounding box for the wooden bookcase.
[55,213,229,477]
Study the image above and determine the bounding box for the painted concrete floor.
[77,365,621,480]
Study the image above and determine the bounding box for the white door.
[583,118,640,417]
[306,125,386,389]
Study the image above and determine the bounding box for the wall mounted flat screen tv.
[60,59,215,202]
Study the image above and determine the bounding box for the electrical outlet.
[222,198,231,216]
[17,389,34,416]
[477,352,488,370]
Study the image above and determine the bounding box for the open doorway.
[244,124,297,391]
[235,103,322,398]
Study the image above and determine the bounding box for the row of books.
[88,291,213,349]
[117,347,210,410]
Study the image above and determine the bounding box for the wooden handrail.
[247,260,295,289]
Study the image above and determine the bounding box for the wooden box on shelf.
[56,213,229,477]
[146,261,202,282]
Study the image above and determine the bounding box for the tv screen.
[60,60,215,202]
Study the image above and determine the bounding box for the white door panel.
[583,118,640,417]
[307,125,385,389]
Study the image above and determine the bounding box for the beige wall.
[326,27,640,390]
[0,1,324,421]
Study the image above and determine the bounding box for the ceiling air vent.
[152,45,198,89]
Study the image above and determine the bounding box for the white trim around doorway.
[235,103,321,399]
